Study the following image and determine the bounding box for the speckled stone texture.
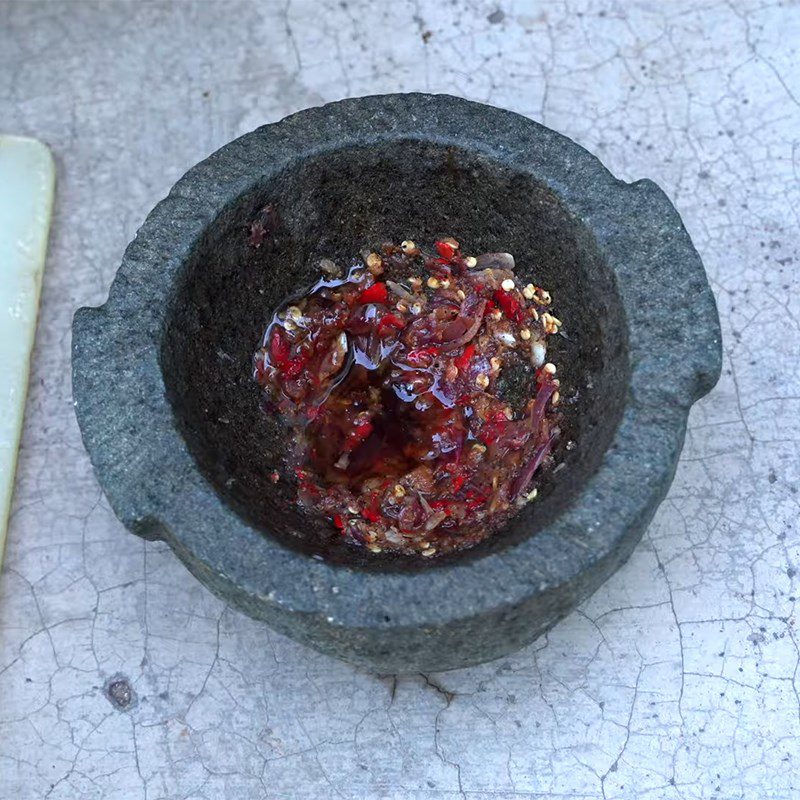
[2,2,799,799]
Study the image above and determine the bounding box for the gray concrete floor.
[1,1,798,798]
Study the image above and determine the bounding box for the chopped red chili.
[254,239,562,557]
[493,289,524,324]
[378,313,407,335]
[269,328,290,366]
[435,240,458,259]
[357,282,389,304]
[453,343,475,371]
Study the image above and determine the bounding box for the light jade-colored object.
[0,136,55,562]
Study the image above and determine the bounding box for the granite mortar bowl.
[72,94,722,672]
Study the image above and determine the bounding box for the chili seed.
[319,258,340,276]
[520,328,531,340]
[543,362,557,375]
[401,240,417,253]
[421,547,437,557]
[464,256,477,268]
[427,277,440,289]
[501,278,515,292]
[476,373,490,389]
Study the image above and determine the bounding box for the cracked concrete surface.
[1,1,798,797]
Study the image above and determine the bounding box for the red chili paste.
[254,238,562,557]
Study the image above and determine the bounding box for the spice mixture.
[254,238,562,557]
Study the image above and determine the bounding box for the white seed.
[526,487,538,501]
[319,258,340,276]
[552,391,561,405]
[366,252,382,270]
[368,544,383,553]
[496,332,517,347]
[401,240,417,253]
[520,327,531,340]
[427,277,440,289]
[543,362,557,375]
[490,357,502,372]
[440,278,450,289]
[287,305,303,320]
[393,484,406,498]
[421,547,437,557]
[457,289,466,300]
[475,373,490,388]
[464,256,477,268]
[283,319,297,332]
[522,284,536,299]
[538,289,552,305]
[501,278,515,292]
[531,341,546,367]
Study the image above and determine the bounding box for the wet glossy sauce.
[254,239,562,557]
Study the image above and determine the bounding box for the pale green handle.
[0,136,55,564]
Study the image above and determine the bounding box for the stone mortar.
[72,94,722,672]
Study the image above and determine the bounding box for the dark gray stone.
[72,94,721,673]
